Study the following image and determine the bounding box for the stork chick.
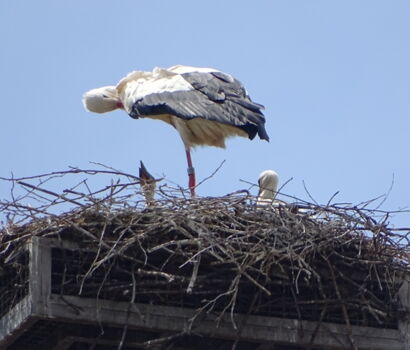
[256,170,280,207]
[139,161,156,207]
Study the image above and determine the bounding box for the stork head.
[82,86,123,113]
[139,161,157,207]
[257,170,279,205]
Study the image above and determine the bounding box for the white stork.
[256,170,281,207]
[139,161,156,207]
[83,65,269,197]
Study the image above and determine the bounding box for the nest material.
[1,167,409,335]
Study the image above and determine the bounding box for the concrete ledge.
[41,293,403,350]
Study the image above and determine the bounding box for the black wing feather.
[129,71,269,141]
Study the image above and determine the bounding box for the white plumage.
[256,170,281,207]
[83,65,269,196]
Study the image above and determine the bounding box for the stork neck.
[259,189,275,200]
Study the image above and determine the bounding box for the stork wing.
[129,71,269,141]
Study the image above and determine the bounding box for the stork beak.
[257,179,262,197]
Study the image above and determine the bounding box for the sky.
[1,1,409,228]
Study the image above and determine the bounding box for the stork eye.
[102,94,108,98]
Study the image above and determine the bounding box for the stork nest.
[1,166,410,334]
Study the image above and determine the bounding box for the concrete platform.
[1,236,409,350]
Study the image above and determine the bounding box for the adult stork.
[83,65,269,197]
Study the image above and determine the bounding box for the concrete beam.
[29,236,52,315]
[399,278,410,350]
[40,293,404,350]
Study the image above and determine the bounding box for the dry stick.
[326,257,358,350]
[302,180,319,205]
[238,177,293,200]
[326,191,340,206]
[289,281,303,324]
[3,166,141,182]
[2,202,57,218]
[188,286,236,331]
[148,239,200,253]
[187,247,201,294]
[136,268,178,282]
[231,272,268,350]
[142,331,187,349]
[211,273,241,330]
[83,220,138,280]
[194,159,226,190]
[58,295,84,314]
[242,271,271,296]
[79,221,108,295]
[118,265,138,350]
[17,180,85,207]
[17,181,58,206]
[307,303,328,350]
[306,268,331,350]
[332,259,388,311]
[65,181,140,201]
[93,257,116,336]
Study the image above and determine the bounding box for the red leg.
[185,148,195,197]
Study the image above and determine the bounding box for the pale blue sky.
[1,1,409,227]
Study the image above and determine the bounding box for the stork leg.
[185,148,196,197]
